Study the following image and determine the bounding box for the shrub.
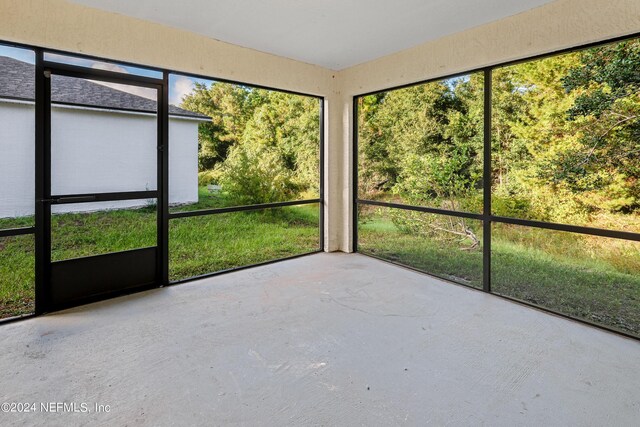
[218,141,299,204]
[491,194,531,218]
[198,169,222,186]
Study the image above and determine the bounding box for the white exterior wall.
[0,102,35,218]
[168,118,199,207]
[0,100,200,217]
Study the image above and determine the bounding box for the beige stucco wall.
[1,0,639,253]
[0,0,334,96]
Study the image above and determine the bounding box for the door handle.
[40,195,98,204]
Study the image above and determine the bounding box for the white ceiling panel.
[69,0,555,70]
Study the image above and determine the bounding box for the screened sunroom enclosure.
[0,0,639,425]
[0,0,638,357]
[0,37,640,336]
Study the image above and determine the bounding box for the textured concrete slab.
[1,253,638,426]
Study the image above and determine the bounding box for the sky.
[0,44,213,106]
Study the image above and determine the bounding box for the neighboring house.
[0,56,209,218]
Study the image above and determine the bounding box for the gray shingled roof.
[0,56,209,120]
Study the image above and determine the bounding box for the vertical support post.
[158,73,169,285]
[34,49,45,313]
[352,97,359,252]
[34,49,51,313]
[319,98,325,251]
[483,69,492,293]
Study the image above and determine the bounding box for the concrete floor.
[0,253,639,426]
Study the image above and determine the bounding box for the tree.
[218,90,320,203]
[561,40,640,212]
[181,82,321,204]
[357,93,396,198]
[493,41,640,220]
[491,54,585,221]
[181,82,261,171]
[357,75,484,247]
[241,90,320,197]
[358,77,483,208]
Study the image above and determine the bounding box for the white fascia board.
[0,97,209,122]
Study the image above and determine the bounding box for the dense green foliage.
[181,84,320,204]
[358,39,640,230]
[357,74,485,246]
[358,75,484,211]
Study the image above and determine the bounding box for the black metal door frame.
[35,54,168,312]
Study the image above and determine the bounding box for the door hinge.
[44,70,51,79]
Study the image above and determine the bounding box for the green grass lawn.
[169,205,320,281]
[358,215,484,288]
[0,189,320,319]
[0,234,35,318]
[359,212,640,336]
[491,225,640,335]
